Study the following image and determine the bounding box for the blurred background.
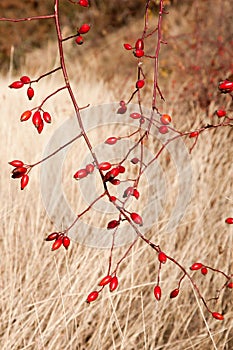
[0,1,232,349]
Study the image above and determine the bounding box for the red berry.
[131,157,140,164]
[154,285,161,301]
[130,212,143,226]
[75,35,84,45]
[11,167,27,178]
[32,111,42,128]
[99,275,112,286]
[225,217,233,224]
[20,110,32,122]
[79,0,89,7]
[109,196,116,202]
[170,288,179,298]
[136,80,145,89]
[9,81,24,89]
[105,137,118,145]
[62,236,70,250]
[135,38,144,50]
[158,251,167,264]
[123,186,134,198]
[9,160,24,167]
[27,87,34,100]
[43,111,52,123]
[45,232,59,241]
[159,125,168,134]
[133,189,140,199]
[86,163,95,173]
[86,291,99,303]
[51,237,63,251]
[134,49,144,58]
[117,165,125,173]
[20,75,30,84]
[99,162,112,171]
[190,263,203,271]
[110,179,120,185]
[37,119,44,134]
[109,167,120,178]
[107,220,120,229]
[109,276,118,292]
[212,312,224,321]
[201,267,208,275]
[73,169,88,179]
[216,109,226,118]
[130,112,141,119]
[21,174,29,190]
[160,114,172,125]
[124,43,132,50]
[117,105,127,114]
[78,23,90,34]
[189,131,199,138]
[120,100,126,106]
[218,80,233,93]
[227,282,233,289]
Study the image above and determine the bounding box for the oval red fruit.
[99,275,112,286]
[105,137,118,145]
[216,109,226,118]
[99,162,112,171]
[159,126,168,134]
[32,111,42,128]
[45,232,59,241]
[201,267,208,275]
[160,114,172,125]
[9,81,24,89]
[117,105,127,114]
[123,186,134,198]
[225,217,233,224]
[158,251,167,264]
[218,80,233,93]
[9,160,24,167]
[43,111,52,123]
[170,288,179,298]
[154,285,161,301]
[124,43,132,50]
[189,131,199,138]
[130,112,141,119]
[109,276,118,292]
[11,167,27,178]
[227,282,233,289]
[27,87,34,100]
[75,35,83,45]
[20,75,31,84]
[117,165,125,173]
[51,237,63,251]
[109,196,116,202]
[107,220,120,229]
[130,212,143,226]
[73,169,88,179]
[78,23,90,34]
[20,110,32,122]
[79,0,89,7]
[135,38,144,50]
[190,263,203,270]
[62,236,70,250]
[134,49,144,58]
[86,291,99,303]
[21,174,29,190]
[86,163,95,173]
[37,119,44,134]
[131,157,139,164]
[133,189,140,199]
[136,80,145,89]
[212,312,224,320]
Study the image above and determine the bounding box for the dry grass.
[1,2,233,349]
